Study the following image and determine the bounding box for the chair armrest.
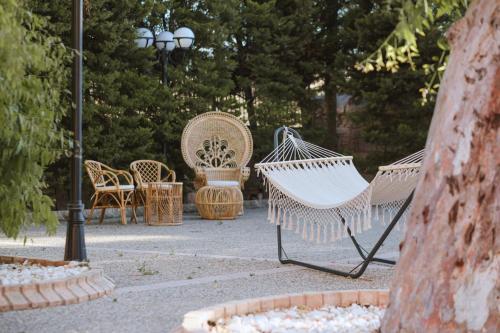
[112,170,134,185]
[160,163,176,182]
[194,167,207,189]
[240,167,250,180]
[98,163,133,185]
[130,169,142,188]
[240,167,251,188]
[92,170,121,190]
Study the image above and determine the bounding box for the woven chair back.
[84,160,106,189]
[181,112,253,169]
[130,160,175,188]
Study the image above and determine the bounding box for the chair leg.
[99,208,106,224]
[119,192,127,225]
[130,191,137,224]
[142,192,149,224]
[131,206,138,224]
[120,207,127,225]
[87,201,96,225]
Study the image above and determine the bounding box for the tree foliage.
[0,0,69,238]
[21,0,452,210]
[356,0,468,103]
[337,1,438,172]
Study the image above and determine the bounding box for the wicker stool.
[146,182,183,226]
[195,186,243,220]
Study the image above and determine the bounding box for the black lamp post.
[64,0,87,261]
[135,26,195,85]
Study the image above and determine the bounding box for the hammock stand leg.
[342,219,396,266]
[276,192,414,278]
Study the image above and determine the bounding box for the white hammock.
[255,133,424,243]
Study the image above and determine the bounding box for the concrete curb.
[54,199,267,221]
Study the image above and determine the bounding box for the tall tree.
[148,0,242,179]
[29,0,443,202]
[382,0,498,330]
[233,0,320,161]
[29,0,164,207]
[318,0,341,149]
[33,0,247,202]
[337,1,438,172]
[0,0,68,237]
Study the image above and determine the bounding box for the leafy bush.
[0,0,68,238]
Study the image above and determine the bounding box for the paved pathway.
[0,208,404,332]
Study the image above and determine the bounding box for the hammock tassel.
[287,214,295,230]
[395,211,401,231]
[338,223,344,241]
[309,223,315,242]
[356,213,362,234]
[343,220,349,239]
[269,204,274,224]
[346,216,354,237]
[365,208,372,230]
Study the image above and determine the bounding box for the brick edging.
[0,256,114,312]
[176,289,389,333]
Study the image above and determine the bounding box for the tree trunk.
[322,0,339,149]
[245,85,257,132]
[324,73,337,149]
[382,1,499,332]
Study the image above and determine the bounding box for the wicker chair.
[130,160,176,208]
[84,160,136,225]
[181,112,253,190]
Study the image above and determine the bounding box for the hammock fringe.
[257,135,423,243]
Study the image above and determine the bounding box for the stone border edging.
[0,256,114,312]
[55,199,266,221]
[174,289,389,333]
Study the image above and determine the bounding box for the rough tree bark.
[382,1,499,332]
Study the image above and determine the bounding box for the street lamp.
[173,27,195,49]
[155,31,175,51]
[135,26,195,85]
[64,0,86,261]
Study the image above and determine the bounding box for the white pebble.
[0,262,89,286]
[211,303,385,333]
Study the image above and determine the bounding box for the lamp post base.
[64,202,87,261]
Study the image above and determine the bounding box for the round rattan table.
[195,186,243,220]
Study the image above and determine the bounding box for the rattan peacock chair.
[181,112,253,191]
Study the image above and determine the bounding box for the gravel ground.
[0,208,403,333]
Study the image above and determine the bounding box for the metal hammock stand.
[272,126,414,279]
